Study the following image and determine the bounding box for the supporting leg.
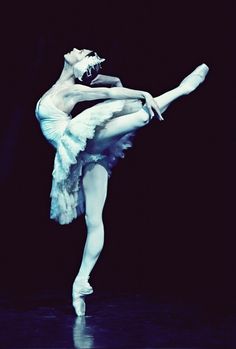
[77,163,108,279]
[72,163,108,316]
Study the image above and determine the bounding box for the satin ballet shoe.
[72,277,93,316]
[179,63,209,94]
[73,296,86,316]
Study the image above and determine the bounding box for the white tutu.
[36,97,134,224]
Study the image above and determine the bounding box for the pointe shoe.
[72,276,93,316]
[73,296,86,316]
[179,63,209,94]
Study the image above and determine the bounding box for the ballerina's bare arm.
[70,85,162,118]
[90,74,123,87]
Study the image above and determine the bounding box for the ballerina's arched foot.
[72,276,93,297]
[179,63,209,95]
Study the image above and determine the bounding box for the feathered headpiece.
[73,54,105,81]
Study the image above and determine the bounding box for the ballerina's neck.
[56,62,75,85]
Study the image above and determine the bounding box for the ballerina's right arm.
[70,85,162,118]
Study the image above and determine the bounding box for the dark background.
[0,1,233,305]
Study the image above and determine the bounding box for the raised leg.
[87,63,209,153]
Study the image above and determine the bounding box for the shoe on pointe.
[179,63,209,95]
[73,296,86,316]
[72,276,93,316]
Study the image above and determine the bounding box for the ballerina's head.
[64,48,105,84]
[64,48,93,65]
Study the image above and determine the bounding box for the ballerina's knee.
[85,214,104,232]
[139,110,151,126]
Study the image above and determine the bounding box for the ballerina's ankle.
[74,276,92,286]
[73,276,93,297]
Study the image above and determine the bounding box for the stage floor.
[0,291,235,348]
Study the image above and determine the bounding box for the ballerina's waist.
[35,100,71,122]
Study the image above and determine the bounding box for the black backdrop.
[0,1,233,304]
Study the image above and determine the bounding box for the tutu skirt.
[36,97,135,224]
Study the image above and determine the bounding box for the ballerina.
[35,48,209,315]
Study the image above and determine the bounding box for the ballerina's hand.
[143,92,164,121]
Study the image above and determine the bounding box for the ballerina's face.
[64,48,93,65]
[65,48,104,84]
